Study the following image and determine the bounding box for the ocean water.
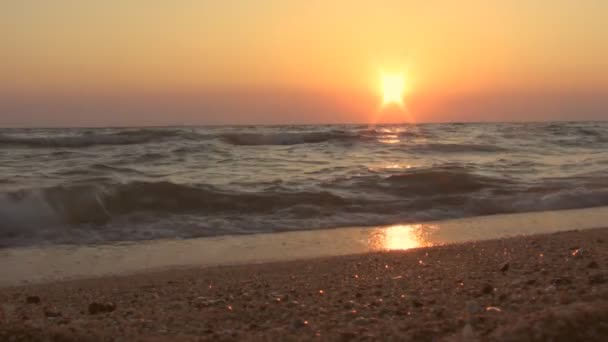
[1,122,607,248]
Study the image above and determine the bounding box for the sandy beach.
[1,227,607,341]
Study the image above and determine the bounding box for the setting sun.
[381,72,406,106]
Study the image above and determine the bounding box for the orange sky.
[1,1,607,126]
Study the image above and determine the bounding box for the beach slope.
[1,228,608,341]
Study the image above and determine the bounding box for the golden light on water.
[378,135,400,144]
[369,224,438,251]
[376,127,403,144]
[368,163,414,171]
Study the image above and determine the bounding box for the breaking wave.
[3,167,608,246]
[0,182,350,226]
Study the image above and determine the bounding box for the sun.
[381,72,406,106]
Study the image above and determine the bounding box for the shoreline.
[2,206,608,288]
[1,227,608,340]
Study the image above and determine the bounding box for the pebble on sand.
[589,273,605,285]
[481,284,494,295]
[291,318,309,329]
[462,323,475,341]
[466,300,482,315]
[26,296,40,304]
[44,309,62,318]
[88,302,117,315]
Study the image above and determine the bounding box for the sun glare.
[368,224,437,251]
[381,72,406,106]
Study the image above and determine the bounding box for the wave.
[356,127,430,138]
[2,169,604,226]
[410,143,508,153]
[0,129,204,148]
[384,168,511,194]
[219,128,434,146]
[3,171,608,246]
[0,182,352,226]
[2,122,608,247]
[220,131,360,146]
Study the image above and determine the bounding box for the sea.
[1,122,607,248]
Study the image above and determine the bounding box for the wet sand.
[1,227,608,341]
[3,206,608,288]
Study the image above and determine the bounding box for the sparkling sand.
[1,227,607,341]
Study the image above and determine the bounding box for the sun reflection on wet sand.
[368,224,438,251]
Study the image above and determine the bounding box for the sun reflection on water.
[375,127,403,144]
[384,163,412,169]
[368,224,438,251]
[368,163,414,172]
[378,134,400,144]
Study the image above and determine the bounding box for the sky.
[1,0,607,127]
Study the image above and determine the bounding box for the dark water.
[1,122,607,247]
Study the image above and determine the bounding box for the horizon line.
[1,118,607,130]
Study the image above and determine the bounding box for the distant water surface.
[1,122,607,247]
